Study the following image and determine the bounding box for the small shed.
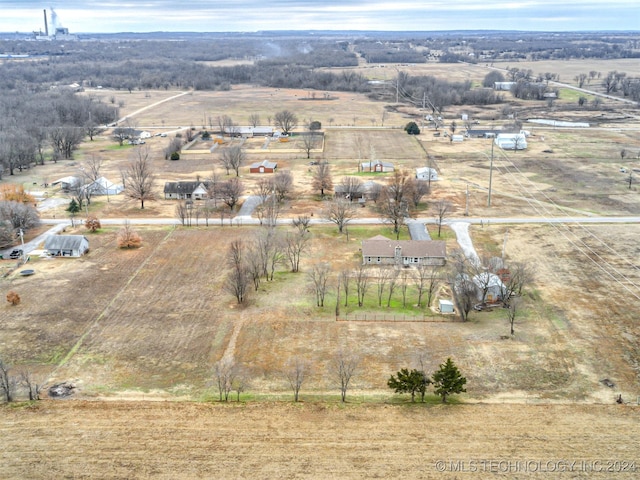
[250,160,277,173]
[44,235,89,257]
[451,134,464,142]
[439,299,455,313]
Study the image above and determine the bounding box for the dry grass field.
[2,57,640,478]
[2,401,639,479]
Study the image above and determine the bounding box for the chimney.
[43,9,49,36]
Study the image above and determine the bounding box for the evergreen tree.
[388,368,431,402]
[404,121,420,135]
[66,199,81,226]
[432,358,467,403]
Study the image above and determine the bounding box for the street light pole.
[488,140,495,207]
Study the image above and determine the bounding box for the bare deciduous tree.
[124,146,155,209]
[248,113,260,128]
[331,351,360,402]
[283,357,307,402]
[434,199,451,238]
[20,370,43,401]
[255,177,275,204]
[0,357,16,402]
[386,270,399,307]
[506,296,522,336]
[292,215,311,233]
[300,132,320,159]
[339,176,362,202]
[375,268,391,307]
[284,229,310,273]
[226,239,250,304]
[414,264,441,308]
[312,162,333,198]
[213,358,236,402]
[273,170,294,202]
[354,265,370,307]
[407,178,430,208]
[340,269,351,308]
[308,262,331,307]
[325,198,355,233]
[274,110,298,135]
[117,220,142,248]
[255,198,280,227]
[219,177,244,211]
[220,145,245,177]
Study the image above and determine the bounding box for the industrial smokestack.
[43,9,49,36]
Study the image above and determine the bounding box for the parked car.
[9,249,23,259]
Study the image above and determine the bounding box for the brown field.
[2,401,639,479]
[2,57,640,477]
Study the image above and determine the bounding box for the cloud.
[0,0,638,32]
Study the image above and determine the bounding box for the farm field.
[1,401,639,479]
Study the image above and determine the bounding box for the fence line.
[336,313,458,323]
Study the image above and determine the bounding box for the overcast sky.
[0,1,638,33]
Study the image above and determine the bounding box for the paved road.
[6,214,640,258]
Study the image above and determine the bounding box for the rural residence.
[163,181,211,200]
[44,235,89,257]
[416,167,438,181]
[361,235,446,266]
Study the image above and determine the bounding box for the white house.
[416,167,438,181]
[495,133,527,150]
[44,235,90,257]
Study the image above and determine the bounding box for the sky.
[0,1,638,33]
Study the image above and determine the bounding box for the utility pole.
[502,229,509,260]
[488,140,494,207]
[465,184,469,216]
[18,228,25,263]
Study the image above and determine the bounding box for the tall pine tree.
[432,358,467,403]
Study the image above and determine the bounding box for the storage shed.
[439,299,455,313]
[44,235,89,257]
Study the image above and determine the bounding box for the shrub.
[170,152,180,161]
[117,222,142,249]
[6,291,20,306]
[85,216,101,232]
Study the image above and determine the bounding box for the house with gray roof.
[361,235,446,267]
[44,235,89,257]
[164,181,211,200]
